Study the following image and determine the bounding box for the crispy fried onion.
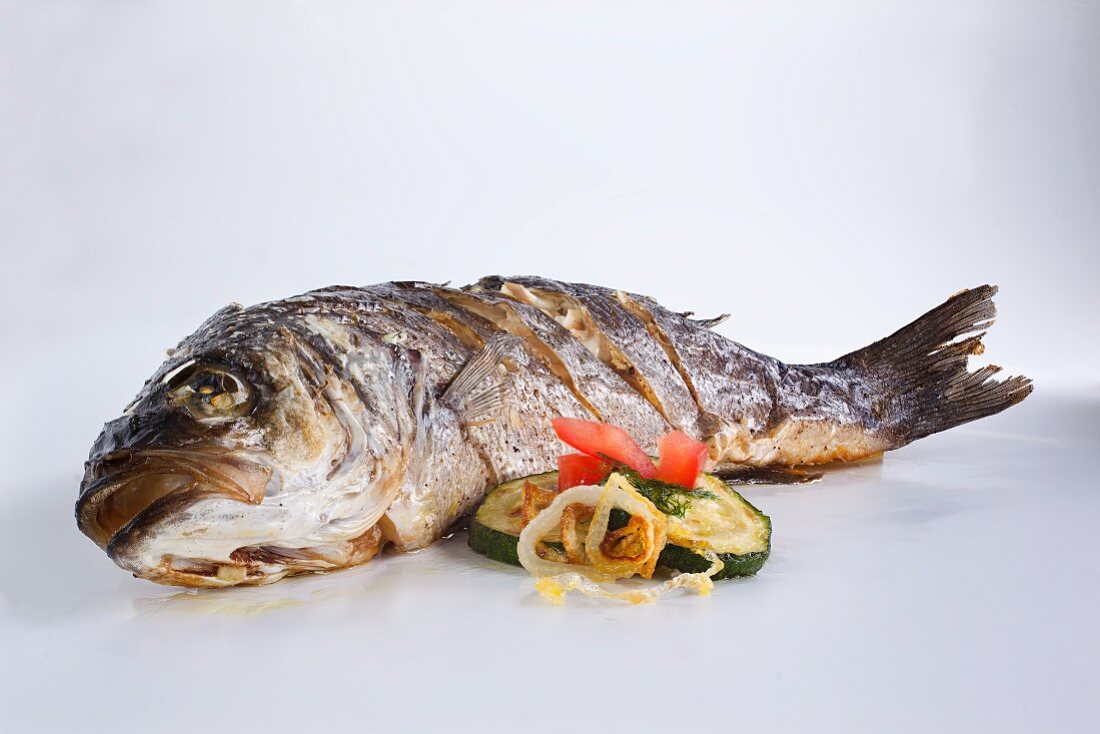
[518,475,662,583]
[520,481,557,528]
[517,473,724,604]
[559,503,593,564]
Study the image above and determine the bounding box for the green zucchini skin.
[468,519,568,568]
[656,541,770,579]
[468,519,523,567]
[467,516,771,579]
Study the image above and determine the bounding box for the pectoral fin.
[442,334,518,425]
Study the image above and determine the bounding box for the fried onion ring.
[517,473,665,583]
[560,503,594,564]
[520,481,557,528]
[517,473,727,604]
[584,474,666,579]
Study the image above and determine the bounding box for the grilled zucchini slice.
[468,471,770,579]
[467,472,558,566]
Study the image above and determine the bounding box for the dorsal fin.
[691,314,730,329]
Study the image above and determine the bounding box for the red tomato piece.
[654,430,709,488]
[550,418,657,478]
[557,453,612,490]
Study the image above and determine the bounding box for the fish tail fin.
[828,285,1032,444]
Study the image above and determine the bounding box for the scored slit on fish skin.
[483,277,691,431]
[75,277,1032,588]
[448,284,672,446]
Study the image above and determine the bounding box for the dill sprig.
[611,467,715,519]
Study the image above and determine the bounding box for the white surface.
[1,3,1098,732]
[2,391,1097,732]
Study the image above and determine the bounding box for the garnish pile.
[467,418,773,605]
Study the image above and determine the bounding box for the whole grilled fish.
[77,277,1031,587]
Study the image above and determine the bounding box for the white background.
[1,3,1097,732]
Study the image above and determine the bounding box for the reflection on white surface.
[1,391,1096,732]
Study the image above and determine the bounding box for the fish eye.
[165,362,254,422]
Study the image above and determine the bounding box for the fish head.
[77,303,423,587]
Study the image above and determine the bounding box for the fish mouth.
[77,447,386,588]
[76,447,274,550]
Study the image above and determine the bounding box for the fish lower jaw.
[130,561,292,589]
[115,522,386,589]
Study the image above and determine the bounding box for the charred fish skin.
[475,278,1030,467]
[435,285,673,451]
[471,278,862,465]
[77,277,1031,587]
[607,286,870,465]
[384,282,604,480]
[471,276,703,435]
